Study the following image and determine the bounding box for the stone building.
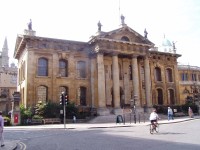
[178,65,200,104]
[0,38,17,113]
[14,18,181,115]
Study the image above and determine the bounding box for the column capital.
[131,55,139,59]
[112,52,119,56]
[144,54,150,59]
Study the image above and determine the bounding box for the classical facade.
[0,38,17,113]
[178,65,200,104]
[14,18,181,115]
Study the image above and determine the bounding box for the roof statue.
[120,14,125,25]
[144,28,148,39]
[28,19,32,30]
[97,21,102,32]
[172,41,177,50]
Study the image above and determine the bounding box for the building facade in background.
[178,65,200,105]
[14,18,183,115]
[0,38,17,113]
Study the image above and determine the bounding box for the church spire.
[3,37,8,50]
[1,37,9,67]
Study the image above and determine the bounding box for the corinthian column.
[131,55,140,106]
[90,58,95,108]
[144,56,152,107]
[112,54,121,114]
[97,53,109,115]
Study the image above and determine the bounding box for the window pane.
[38,58,48,76]
[59,60,68,77]
[37,86,47,103]
[77,61,86,78]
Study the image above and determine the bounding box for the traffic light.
[65,95,68,106]
[59,93,64,105]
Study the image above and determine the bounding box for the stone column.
[97,53,109,115]
[174,64,180,104]
[144,56,152,107]
[90,58,95,108]
[112,54,121,114]
[132,55,140,107]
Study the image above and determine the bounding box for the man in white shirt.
[0,111,5,147]
[149,108,159,124]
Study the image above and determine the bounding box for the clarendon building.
[0,38,17,113]
[13,17,199,115]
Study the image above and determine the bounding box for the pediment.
[89,25,154,46]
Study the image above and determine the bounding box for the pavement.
[3,116,200,150]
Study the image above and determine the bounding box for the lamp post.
[133,95,137,124]
[130,95,137,124]
[191,83,200,116]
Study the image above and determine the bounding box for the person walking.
[188,107,194,118]
[168,107,174,121]
[0,111,5,147]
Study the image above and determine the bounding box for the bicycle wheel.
[155,123,159,133]
[150,124,153,134]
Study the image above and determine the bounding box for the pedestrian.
[167,107,174,121]
[73,115,76,123]
[188,107,194,118]
[0,111,5,147]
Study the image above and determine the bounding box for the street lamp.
[133,95,137,124]
[130,95,137,124]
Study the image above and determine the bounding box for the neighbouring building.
[0,38,17,113]
[14,17,183,115]
[178,65,200,104]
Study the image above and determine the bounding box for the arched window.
[155,67,162,81]
[77,61,86,78]
[37,85,48,103]
[121,36,130,41]
[157,88,163,105]
[38,58,48,76]
[168,89,175,105]
[166,68,173,82]
[80,86,87,106]
[59,59,68,77]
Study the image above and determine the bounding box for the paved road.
[4,119,200,150]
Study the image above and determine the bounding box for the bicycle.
[150,121,159,134]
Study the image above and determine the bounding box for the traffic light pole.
[64,103,66,129]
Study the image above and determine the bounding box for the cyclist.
[149,108,160,131]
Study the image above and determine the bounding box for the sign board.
[13,92,21,101]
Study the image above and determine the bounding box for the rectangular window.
[182,73,188,81]
[77,61,86,78]
[192,73,197,81]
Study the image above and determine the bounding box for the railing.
[122,109,147,124]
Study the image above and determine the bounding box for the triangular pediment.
[89,25,154,46]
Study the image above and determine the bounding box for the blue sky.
[0,0,200,66]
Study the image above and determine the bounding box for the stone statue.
[172,41,176,50]
[121,14,125,25]
[144,28,148,39]
[97,21,102,32]
[28,19,32,30]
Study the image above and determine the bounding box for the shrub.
[20,105,33,125]
[32,115,43,119]
[3,116,11,126]
[181,102,198,114]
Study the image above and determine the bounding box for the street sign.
[12,92,21,101]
